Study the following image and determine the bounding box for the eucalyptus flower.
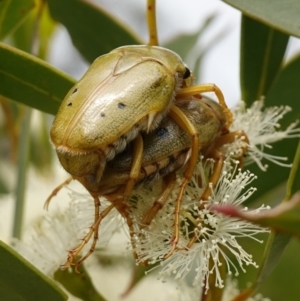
[129,160,269,292]
[12,191,122,276]
[222,100,300,170]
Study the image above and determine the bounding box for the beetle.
[49,96,238,270]
[51,45,190,193]
[50,45,231,204]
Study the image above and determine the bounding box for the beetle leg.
[163,105,200,259]
[186,151,225,249]
[141,172,177,226]
[44,176,73,210]
[177,84,233,131]
[113,199,141,261]
[123,134,144,203]
[169,105,200,184]
[186,130,250,249]
[147,0,158,46]
[62,199,115,271]
[77,193,101,269]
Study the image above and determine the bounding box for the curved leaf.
[233,141,299,232]
[12,2,57,58]
[222,0,300,38]
[247,56,300,204]
[0,42,76,114]
[54,264,107,301]
[164,14,217,60]
[47,0,142,63]
[0,240,67,301]
[255,232,291,288]
[248,140,300,291]
[286,140,300,198]
[240,15,289,104]
[0,0,35,39]
[217,138,300,295]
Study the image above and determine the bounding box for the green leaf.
[251,133,300,292]
[12,2,57,58]
[121,265,152,297]
[246,56,300,204]
[222,0,300,38]
[255,233,291,288]
[47,0,142,63]
[213,140,300,291]
[286,140,300,198]
[54,264,106,301]
[164,14,227,83]
[258,239,300,300]
[0,42,76,114]
[38,4,57,59]
[0,0,36,40]
[240,15,289,105]
[0,240,67,301]
[164,14,217,60]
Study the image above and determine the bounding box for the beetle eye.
[183,67,191,79]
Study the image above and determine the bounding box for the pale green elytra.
[50,45,190,186]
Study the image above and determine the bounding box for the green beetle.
[50,45,191,192]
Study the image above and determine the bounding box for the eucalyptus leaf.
[246,56,300,204]
[0,240,67,301]
[0,42,76,115]
[0,0,36,40]
[47,0,142,63]
[213,136,300,293]
[255,232,291,289]
[120,265,152,298]
[54,264,106,301]
[164,14,227,82]
[222,0,300,38]
[286,140,300,198]
[164,14,217,60]
[11,4,56,171]
[240,15,289,105]
[249,143,300,289]
[12,2,56,58]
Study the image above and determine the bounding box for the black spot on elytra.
[101,112,105,117]
[72,88,78,94]
[67,103,72,106]
[156,127,169,138]
[118,102,126,109]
